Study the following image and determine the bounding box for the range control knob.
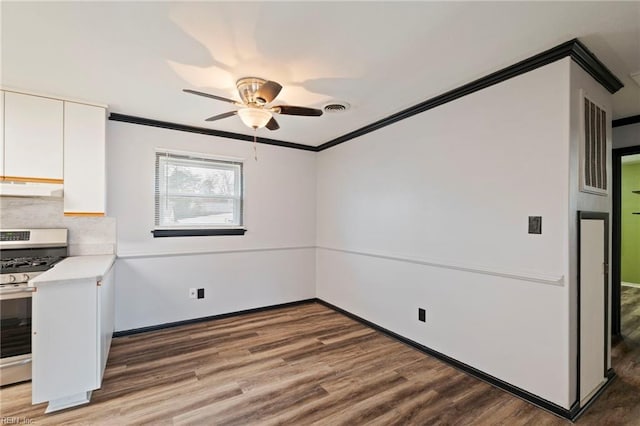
[9,274,16,283]
[22,274,30,282]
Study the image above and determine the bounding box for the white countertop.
[30,255,115,286]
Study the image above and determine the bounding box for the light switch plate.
[528,216,542,234]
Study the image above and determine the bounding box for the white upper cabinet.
[64,102,106,215]
[1,90,107,209]
[4,92,64,181]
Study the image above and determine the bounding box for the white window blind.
[155,151,243,229]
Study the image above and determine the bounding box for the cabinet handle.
[0,287,36,295]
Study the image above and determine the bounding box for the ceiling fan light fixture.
[238,108,272,129]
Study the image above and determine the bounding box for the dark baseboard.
[113,298,317,337]
[316,298,614,422]
[570,369,617,422]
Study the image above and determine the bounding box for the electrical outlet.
[189,288,197,299]
[197,288,205,299]
[418,308,426,322]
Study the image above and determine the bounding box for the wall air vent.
[580,92,608,196]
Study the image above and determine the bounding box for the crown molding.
[316,39,623,151]
[108,113,317,152]
[613,114,640,128]
[109,39,623,153]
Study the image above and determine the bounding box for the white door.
[579,216,607,404]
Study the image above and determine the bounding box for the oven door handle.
[0,358,32,368]
[0,287,36,295]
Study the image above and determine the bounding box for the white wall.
[316,59,573,408]
[107,122,317,331]
[613,122,640,149]
[567,60,613,404]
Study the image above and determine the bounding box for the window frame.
[152,149,246,238]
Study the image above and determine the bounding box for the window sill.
[152,228,246,238]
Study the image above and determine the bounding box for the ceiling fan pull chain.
[253,128,258,161]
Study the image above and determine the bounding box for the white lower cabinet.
[32,260,114,413]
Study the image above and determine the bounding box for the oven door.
[1,286,35,386]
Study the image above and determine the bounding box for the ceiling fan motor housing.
[237,77,268,105]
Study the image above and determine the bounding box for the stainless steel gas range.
[0,228,68,386]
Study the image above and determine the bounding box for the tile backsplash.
[0,197,116,256]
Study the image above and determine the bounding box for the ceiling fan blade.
[183,89,241,105]
[255,81,283,104]
[205,111,237,122]
[265,117,280,131]
[273,105,323,116]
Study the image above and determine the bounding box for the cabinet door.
[97,264,115,382]
[64,102,106,215]
[32,280,98,404]
[4,92,63,181]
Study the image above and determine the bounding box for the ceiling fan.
[183,77,323,131]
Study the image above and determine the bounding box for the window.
[153,151,245,237]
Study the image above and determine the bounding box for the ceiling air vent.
[323,102,350,113]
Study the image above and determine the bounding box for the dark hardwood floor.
[1,290,639,425]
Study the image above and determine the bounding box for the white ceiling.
[2,1,639,147]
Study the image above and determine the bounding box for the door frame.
[576,211,609,406]
[612,145,640,336]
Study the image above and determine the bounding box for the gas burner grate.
[1,256,66,274]
[2,257,56,268]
